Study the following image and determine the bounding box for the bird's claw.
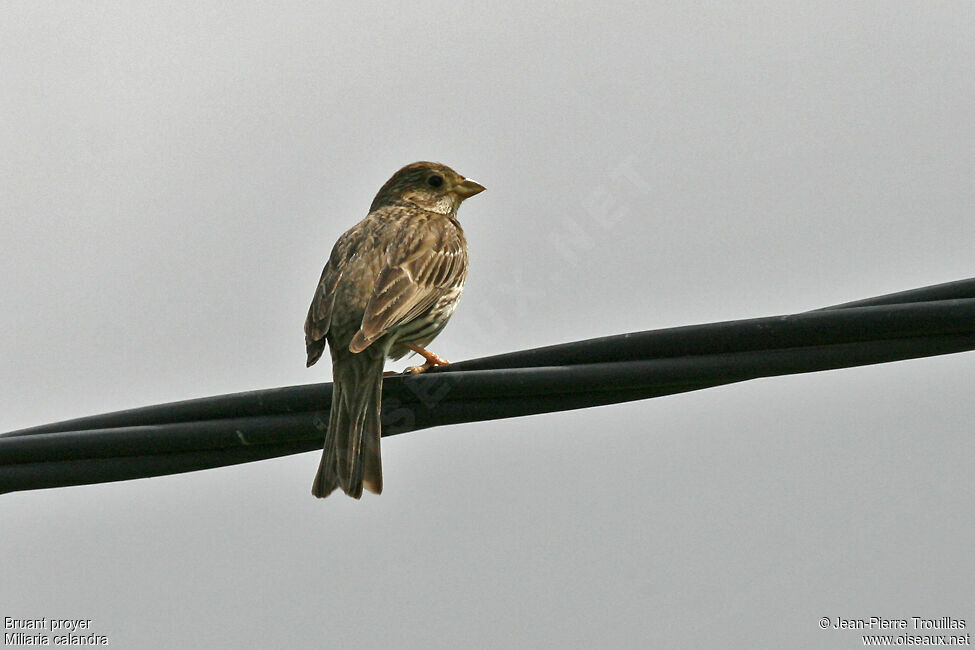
[404,354,450,375]
[404,361,442,375]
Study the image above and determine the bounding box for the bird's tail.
[312,349,384,498]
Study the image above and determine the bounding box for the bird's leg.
[408,343,449,366]
[404,343,450,374]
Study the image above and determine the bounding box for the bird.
[304,161,485,498]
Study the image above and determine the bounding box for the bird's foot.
[405,343,450,374]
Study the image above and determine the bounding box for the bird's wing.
[350,220,466,353]
[304,227,361,366]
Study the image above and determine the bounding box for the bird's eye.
[427,174,444,188]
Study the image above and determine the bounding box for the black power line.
[2,277,974,494]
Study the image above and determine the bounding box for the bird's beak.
[453,178,486,200]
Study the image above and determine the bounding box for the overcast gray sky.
[2,2,973,648]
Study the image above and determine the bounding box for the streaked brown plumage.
[305,162,484,498]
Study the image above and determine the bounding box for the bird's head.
[370,161,485,214]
